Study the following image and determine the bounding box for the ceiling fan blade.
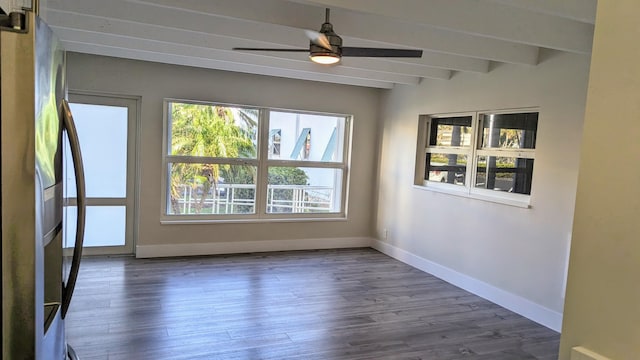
[342,47,423,58]
[304,30,332,51]
[233,47,309,52]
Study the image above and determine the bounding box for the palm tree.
[169,103,256,214]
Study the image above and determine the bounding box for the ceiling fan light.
[310,53,340,65]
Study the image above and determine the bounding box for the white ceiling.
[41,0,597,89]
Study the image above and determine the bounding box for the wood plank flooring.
[65,248,559,359]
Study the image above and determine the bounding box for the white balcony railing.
[172,184,335,215]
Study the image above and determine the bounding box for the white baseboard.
[371,239,563,332]
[136,237,372,258]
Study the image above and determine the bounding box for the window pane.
[267,167,342,213]
[481,112,538,149]
[64,206,125,248]
[268,111,346,162]
[475,156,534,194]
[425,153,467,185]
[429,116,472,147]
[65,103,128,198]
[168,102,258,158]
[168,163,256,215]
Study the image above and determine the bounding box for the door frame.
[64,92,140,255]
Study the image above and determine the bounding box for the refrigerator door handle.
[61,99,86,319]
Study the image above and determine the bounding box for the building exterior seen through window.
[270,129,281,156]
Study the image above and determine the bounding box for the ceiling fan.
[233,8,423,65]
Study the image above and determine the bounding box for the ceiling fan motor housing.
[310,22,342,57]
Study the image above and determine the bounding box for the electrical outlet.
[383,229,388,240]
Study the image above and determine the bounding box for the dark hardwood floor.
[65,248,559,359]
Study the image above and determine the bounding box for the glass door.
[63,93,138,255]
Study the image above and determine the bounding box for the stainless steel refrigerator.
[1,3,86,359]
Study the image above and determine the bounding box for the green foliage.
[430,153,467,165]
[268,167,308,185]
[223,166,308,186]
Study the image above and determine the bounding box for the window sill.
[413,183,531,209]
[160,215,348,225]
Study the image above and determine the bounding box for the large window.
[163,100,350,220]
[416,109,538,206]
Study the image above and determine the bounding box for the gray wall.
[374,50,591,327]
[67,53,381,254]
[560,1,640,358]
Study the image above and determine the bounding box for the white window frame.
[415,108,539,208]
[161,99,352,223]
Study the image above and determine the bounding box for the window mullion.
[255,109,270,218]
[476,149,536,159]
[166,155,260,165]
[468,112,482,190]
[341,117,351,164]
[425,147,470,155]
[266,160,346,169]
[161,100,171,215]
